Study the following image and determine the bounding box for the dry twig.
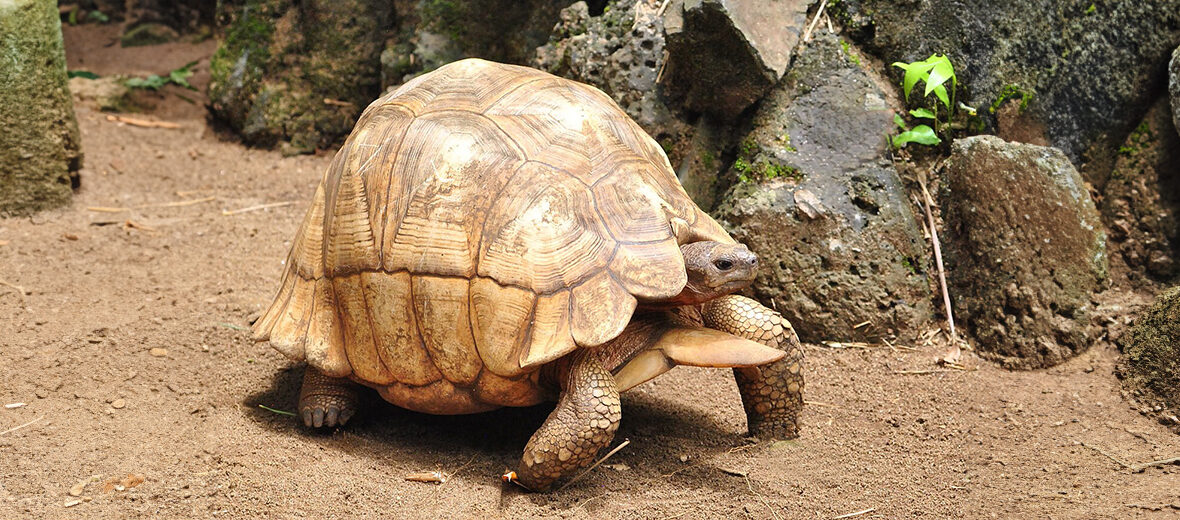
[105,115,181,129]
[832,508,875,519]
[0,279,27,303]
[744,475,782,520]
[802,0,829,42]
[1131,456,1180,473]
[1082,442,1131,470]
[557,439,631,491]
[221,201,296,216]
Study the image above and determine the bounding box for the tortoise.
[252,58,804,491]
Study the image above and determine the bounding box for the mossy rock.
[0,0,82,215]
[1121,286,1180,410]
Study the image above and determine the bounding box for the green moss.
[839,39,861,66]
[988,84,1033,114]
[420,0,466,43]
[659,137,675,155]
[901,256,918,275]
[1123,286,1180,409]
[699,150,716,169]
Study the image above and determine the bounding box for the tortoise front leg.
[515,351,621,491]
[702,295,804,439]
[299,367,361,428]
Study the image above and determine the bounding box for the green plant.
[68,70,100,79]
[889,54,959,148]
[125,61,198,91]
[87,10,109,23]
[988,84,1033,114]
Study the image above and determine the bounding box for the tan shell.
[253,59,733,407]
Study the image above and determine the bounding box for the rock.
[833,1,1180,182]
[119,22,178,46]
[1171,46,1180,138]
[1099,98,1180,284]
[111,399,126,409]
[1119,286,1180,411]
[207,0,394,152]
[149,348,167,357]
[663,0,811,118]
[941,136,1107,369]
[0,0,82,216]
[68,480,86,497]
[535,1,682,141]
[69,76,133,112]
[536,1,732,209]
[714,35,932,342]
[383,0,565,88]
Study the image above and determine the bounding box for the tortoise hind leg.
[515,351,621,491]
[299,367,361,428]
[702,295,804,439]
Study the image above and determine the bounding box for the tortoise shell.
[253,59,734,412]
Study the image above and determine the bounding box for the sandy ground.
[1,25,1178,520]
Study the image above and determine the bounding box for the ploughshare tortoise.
[253,58,804,491]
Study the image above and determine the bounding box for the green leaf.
[894,113,906,129]
[891,125,941,148]
[892,60,935,101]
[923,54,955,99]
[67,7,78,25]
[87,10,109,23]
[931,84,950,110]
[68,70,100,79]
[909,108,937,119]
[168,61,198,90]
[125,75,168,90]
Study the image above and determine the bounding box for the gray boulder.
[1119,285,1180,413]
[663,0,811,118]
[208,0,393,154]
[942,136,1107,369]
[834,1,1180,179]
[1100,98,1180,283]
[714,35,932,342]
[536,0,731,209]
[1,0,82,215]
[535,0,681,141]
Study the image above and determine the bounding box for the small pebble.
[69,481,86,497]
[111,399,126,409]
[149,348,168,358]
[679,454,689,463]
[4,402,26,409]
[64,500,81,508]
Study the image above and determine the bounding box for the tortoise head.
[672,241,759,305]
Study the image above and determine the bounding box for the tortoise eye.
[714,259,734,271]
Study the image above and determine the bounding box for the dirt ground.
[2,25,1179,520]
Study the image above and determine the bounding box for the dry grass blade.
[802,0,829,43]
[221,201,296,216]
[1082,442,1131,470]
[657,0,671,16]
[105,115,181,129]
[87,206,130,213]
[557,438,631,491]
[832,508,875,519]
[0,416,43,436]
[1131,456,1180,473]
[0,279,27,303]
[124,220,156,232]
[138,196,216,209]
[744,475,782,520]
[322,98,354,107]
[916,167,958,341]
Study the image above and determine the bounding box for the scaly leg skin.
[298,367,361,428]
[702,295,804,439]
[515,351,621,491]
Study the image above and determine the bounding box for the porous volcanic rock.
[942,136,1107,369]
[662,0,811,118]
[1119,286,1180,412]
[715,35,932,342]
